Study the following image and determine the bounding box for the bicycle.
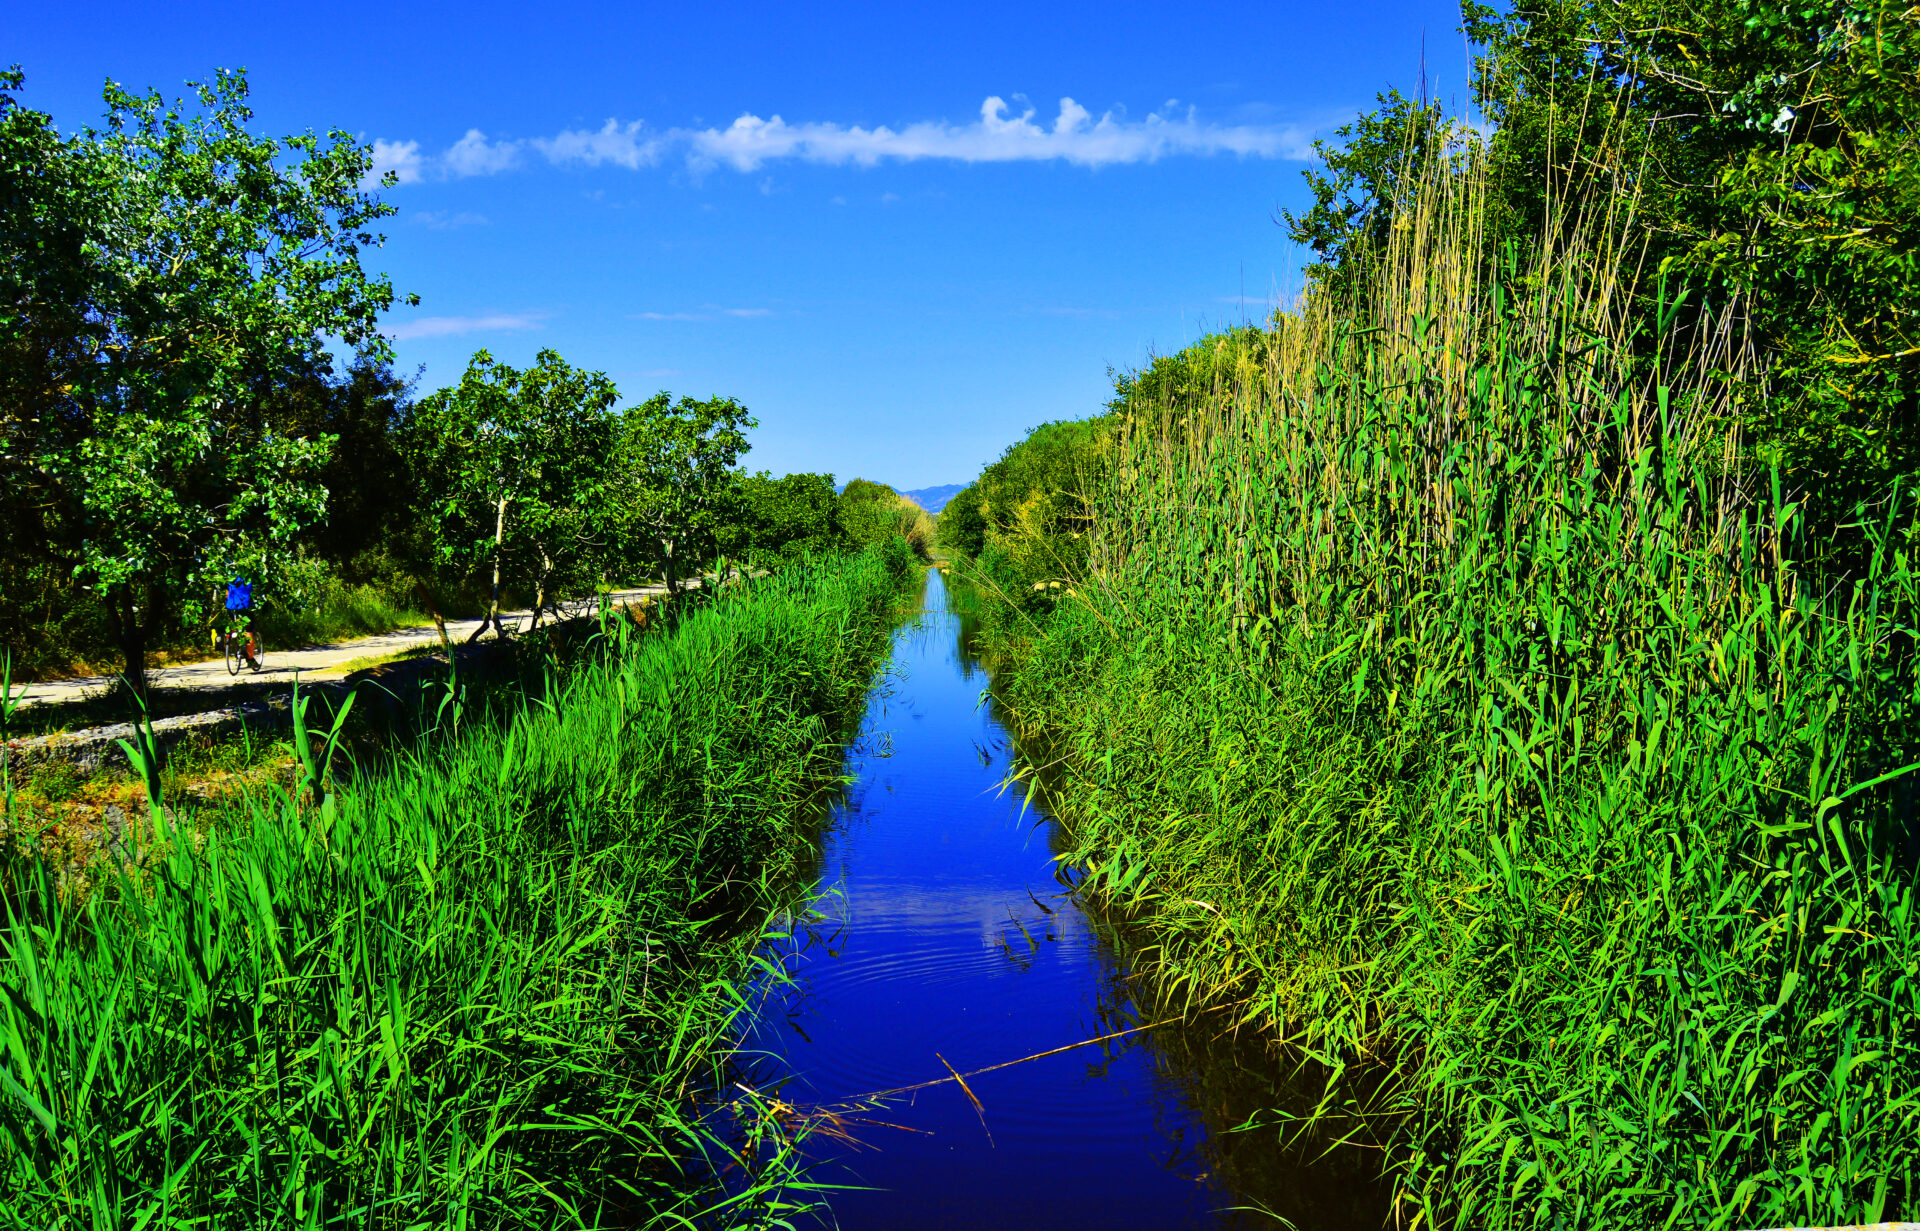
[215,614,263,675]
[215,577,263,675]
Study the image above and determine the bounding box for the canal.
[749,566,1389,1229]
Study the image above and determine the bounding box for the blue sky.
[11,1,1471,489]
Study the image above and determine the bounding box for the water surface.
[752,569,1387,1229]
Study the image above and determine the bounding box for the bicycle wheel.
[224,630,241,676]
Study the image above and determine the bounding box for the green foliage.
[410,349,621,631]
[1279,90,1457,298]
[721,471,847,567]
[275,349,423,578]
[936,485,988,557]
[609,393,757,594]
[967,157,1920,1231]
[0,545,916,1228]
[940,417,1111,608]
[255,574,431,651]
[838,480,935,558]
[1301,0,1920,491]
[0,67,407,692]
[23,761,80,804]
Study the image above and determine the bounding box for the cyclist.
[217,576,261,670]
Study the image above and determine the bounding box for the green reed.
[975,156,1920,1230]
[0,540,918,1230]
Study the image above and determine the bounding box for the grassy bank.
[956,158,1919,1230]
[0,539,918,1229]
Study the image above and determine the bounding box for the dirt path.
[12,587,670,711]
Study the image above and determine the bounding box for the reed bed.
[975,153,1920,1230]
[0,539,917,1229]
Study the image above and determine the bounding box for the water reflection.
[749,569,1389,1230]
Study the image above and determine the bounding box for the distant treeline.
[0,68,926,693]
[943,3,1920,1229]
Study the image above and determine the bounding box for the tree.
[270,347,422,578]
[719,471,846,568]
[0,68,408,694]
[611,394,756,597]
[1280,89,1456,299]
[410,349,619,637]
[837,479,935,557]
[1467,0,1916,487]
[936,484,988,557]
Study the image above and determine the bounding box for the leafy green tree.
[838,479,935,556]
[1280,89,1454,299]
[609,393,756,597]
[936,485,988,557]
[720,471,847,567]
[1328,0,1920,490]
[837,479,903,548]
[938,416,1110,612]
[411,349,620,637]
[0,67,407,693]
[271,347,423,579]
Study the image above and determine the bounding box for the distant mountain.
[898,484,964,514]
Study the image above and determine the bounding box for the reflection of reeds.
[755,1018,1184,1152]
[0,546,916,1228]
[983,147,1920,1229]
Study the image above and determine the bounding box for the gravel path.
[12,586,670,711]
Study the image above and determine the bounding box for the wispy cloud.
[410,210,490,229]
[369,96,1317,184]
[631,306,774,322]
[682,97,1314,171]
[386,313,545,341]
[535,119,663,169]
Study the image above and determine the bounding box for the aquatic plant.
[968,151,1920,1229]
[0,540,917,1229]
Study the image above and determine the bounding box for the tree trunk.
[108,584,149,703]
[470,494,509,643]
[530,548,553,630]
[661,535,679,600]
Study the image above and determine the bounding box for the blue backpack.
[225,579,254,611]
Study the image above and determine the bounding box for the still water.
[750,568,1387,1229]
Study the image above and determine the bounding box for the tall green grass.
[0,539,917,1229]
[969,155,1920,1229]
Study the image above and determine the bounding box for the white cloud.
[385,313,544,341]
[364,138,423,188]
[367,95,1316,187]
[630,307,772,322]
[411,210,490,229]
[443,129,522,177]
[680,97,1313,171]
[534,119,662,169]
